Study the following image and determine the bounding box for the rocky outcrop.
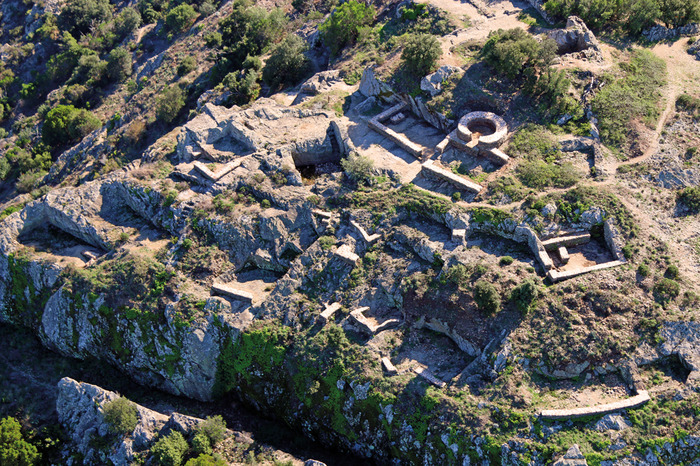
[643,22,700,42]
[547,16,603,61]
[420,65,462,97]
[57,377,240,465]
[636,321,700,391]
[177,100,348,165]
[689,38,700,60]
[57,377,168,465]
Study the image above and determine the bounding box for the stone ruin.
[175,99,353,186]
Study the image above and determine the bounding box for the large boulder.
[420,65,462,97]
[547,16,601,57]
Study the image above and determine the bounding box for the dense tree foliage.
[220,0,287,64]
[166,4,198,33]
[60,0,113,36]
[319,0,375,55]
[262,35,311,90]
[107,47,133,82]
[544,0,700,33]
[150,431,188,466]
[401,33,442,76]
[0,417,39,466]
[43,105,101,147]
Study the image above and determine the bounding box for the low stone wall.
[212,283,254,302]
[445,130,510,165]
[604,219,626,261]
[547,260,626,282]
[541,233,591,251]
[368,103,425,159]
[421,160,482,194]
[541,390,650,420]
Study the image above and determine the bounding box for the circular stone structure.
[456,111,508,148]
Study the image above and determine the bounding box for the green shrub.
[191,433,212,456]
[638,263,650,277]
[481,28,547,79]
[60,0,113,35]
[115,7,142,38]
[653,278,680,305]
[516,159,580,189]
[0,417,40,466]
[263,35,311,90]
[166,4,198,33]
[676,93,700,117]
[508,124,560,159]
[204,32,222,48]
[178,56,197,76]
[184,454,227,466]
[150,431,188,466]
[499,256,514,266]
[319,0,375,55]
[222,69,260,106]
[156,86,186,124]
[319,235,335,250]
[220,0,288,63]
[107,47,133,82]
[474,280,501,315]
[677,186,700,213]
[510,279,538,314]
[401,33,442,76]
[103,397,139,435]
[196,416,227,446]
[341,152,374,185]
[43,105,101,147]
[665,264,679,279]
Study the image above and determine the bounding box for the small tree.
[166,4,198,33]
[43,105,101,147]
[115,7,142,38]
[510,279,538,314]
[150,431,189,466]
[474,280,501,315]
[107,47,132,82]
[262,35,311,90]
[341,152,374,185]
[0,417,40,466]
[156,85,186,124]
[184,454,227,466]
[402,33,441,76]
[196,416,227,446]
[60,0,113,35]
[319,0,375,55]
[103,397,139,435]
[222,69,260,106]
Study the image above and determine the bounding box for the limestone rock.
[689,38,700,60]
[547,16,602,60]
[299,70,343,95]
[553,444,588,465]
[420,65,462,97]
[359,67,394,100]
[57,377,168,465]
[595,414,631,432]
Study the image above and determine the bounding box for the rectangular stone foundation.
[542,233,591,251]
[547,260,626,282]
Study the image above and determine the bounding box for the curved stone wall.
[456,111,508,148]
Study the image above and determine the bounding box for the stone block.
[452,229,466,244]
[211,283,253,303]
[335,244,359,266]
[389,112,406,124]
[558,246,570,264]
[421,160,482,194]
[381,357,398,376]
[351,220,381,245]
[319,302,341,325]
[413,366,446,388]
